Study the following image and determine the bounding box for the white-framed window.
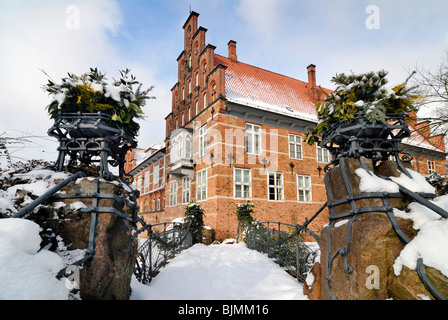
[199,125,207,158]
[136,175,141,190]
[169,181,177,206]
[245,123,261,155]
[428,161,436,175]
[157,196,160,211]
[234,168,251,199]
[317,146,329,163]
[182,177,191,204]
[153,164,159,188]
[144,170,150,189]
[152,197,155,211]
[196,169,207,201]
[289,134,302,160]
[268,172,283,201]
[297,175,312,202]
[203,92,207,108]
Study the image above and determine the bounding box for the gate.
[134,220,192,284]
[241,218,322,283]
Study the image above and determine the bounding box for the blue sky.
[1,0,447,162]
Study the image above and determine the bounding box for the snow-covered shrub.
[184,202,205,244]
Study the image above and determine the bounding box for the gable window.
[199,125,207,158]
[428,161,436,175]
[289,134,302,160]
[297,175,312,202]
[169,181,177,206]
[317,146,329,163]
[211,82,217,101]
[182,177,191,204]
[268,172,283,201]
[245,123,261,155]
[203,63,207,84]
[234,168,251,199]
[196,169,207,201]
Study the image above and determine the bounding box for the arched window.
[144,199,149,212]
[211,82,217,101]
[202,61,207,85]
[194,42,199,55]
[203,92,207,109]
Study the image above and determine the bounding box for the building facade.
[127,12,447,240]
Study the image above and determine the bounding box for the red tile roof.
[214,54,326,123]
[213,54,445,155]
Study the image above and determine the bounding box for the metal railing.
[134,220,192,284]
[242,221,320,283]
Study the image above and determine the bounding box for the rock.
[390,265,448,300]
[303,261,321,300]
[202,226,215,245]
[311,158,423,300]
[56,178,137,300]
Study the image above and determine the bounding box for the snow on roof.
[215,54,445,154]
[214,54,323,123]
[401,128,445,154]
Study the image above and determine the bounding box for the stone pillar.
[308,158,418,300]
[56,177,137,300]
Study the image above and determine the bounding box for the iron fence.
[242,221,320,283]
[134,220,192,284]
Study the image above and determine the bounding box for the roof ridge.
[214,54,310,87]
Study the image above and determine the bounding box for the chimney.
[307,64,316,88]
[228,40,237,62]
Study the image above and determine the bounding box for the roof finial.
[189,5,192,14]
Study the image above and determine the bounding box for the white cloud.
[235,0,285,41]
[0,0,164,161]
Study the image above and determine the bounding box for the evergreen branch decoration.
[42,68,155,139]
[305,70,421,145]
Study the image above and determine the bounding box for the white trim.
[297,174,312,203]
[233,167,251,200]
[267,171,284,201]
[288,133,303,160]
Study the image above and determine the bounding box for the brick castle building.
[126,11,447,240]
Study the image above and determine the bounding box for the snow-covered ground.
[1,166,447,300]
[131,241,307,300]
[0,217,307,300]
